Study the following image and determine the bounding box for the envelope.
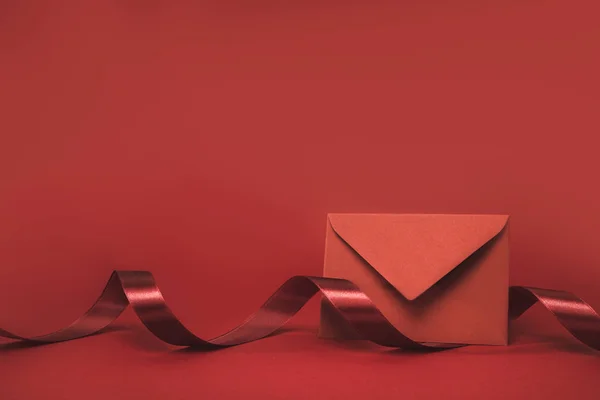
[319,213,509,346]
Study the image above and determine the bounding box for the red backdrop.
[1,1,599,399]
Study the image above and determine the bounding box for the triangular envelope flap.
[328,214,508,301]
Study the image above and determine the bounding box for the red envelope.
[319,214,509,345]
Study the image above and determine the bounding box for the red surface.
[1,1,600,399]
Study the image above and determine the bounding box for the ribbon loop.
[1,271,599,352]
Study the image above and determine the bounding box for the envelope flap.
[327,213,508,300]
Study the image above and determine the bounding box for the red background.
[1,1,599,399]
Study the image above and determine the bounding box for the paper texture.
[319,213,509,346]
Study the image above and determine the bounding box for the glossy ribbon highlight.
[1,271,599,351]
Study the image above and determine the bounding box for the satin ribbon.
[1,271,599,352]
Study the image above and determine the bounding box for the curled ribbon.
[1,271,599,352]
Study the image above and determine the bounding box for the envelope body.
[319,214,509,346]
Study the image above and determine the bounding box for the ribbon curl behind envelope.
[320,214,509,346]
